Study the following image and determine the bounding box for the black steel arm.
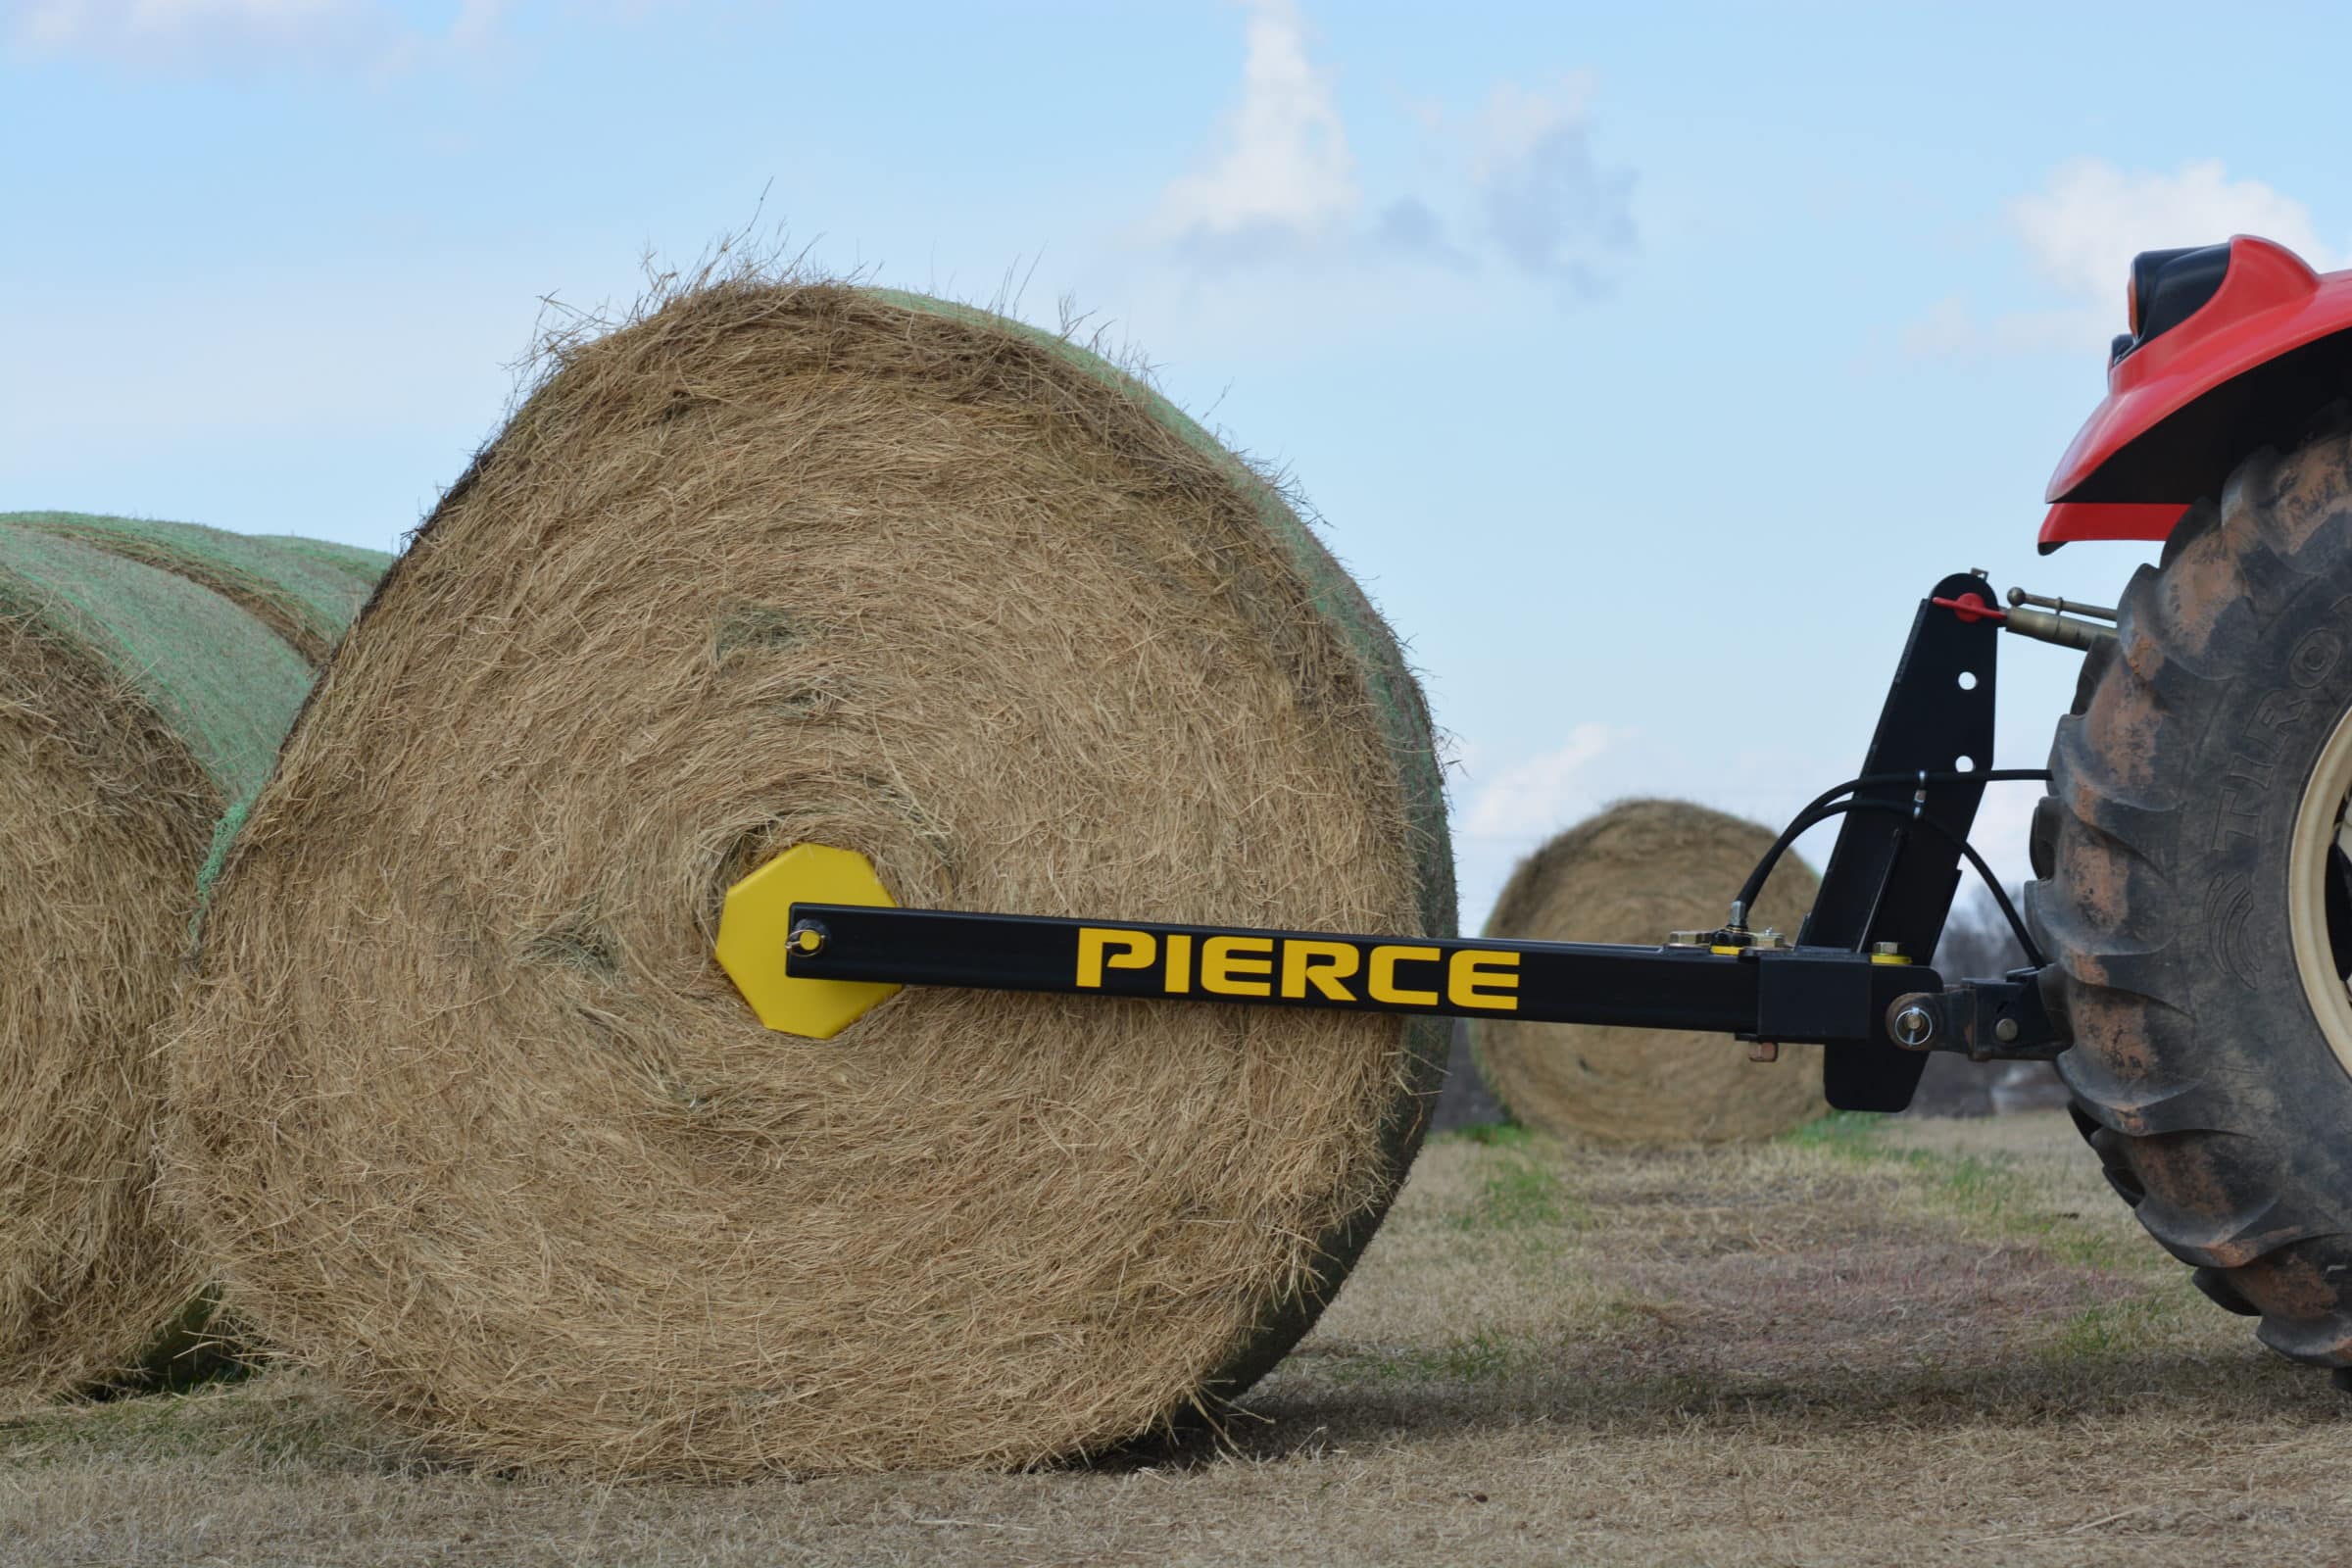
[784,904,1938,1051]
[756,573,2076,1094]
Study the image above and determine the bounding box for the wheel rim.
[2290,701,2352,1074]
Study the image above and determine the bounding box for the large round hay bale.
[168,278,1455,1477]
[0,514,385,1409]
[1471,799,1825,1144]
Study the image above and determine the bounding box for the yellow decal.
[1446,949,1521,1011]
[1064,925,1516,1013]
[1164,932,1194,993]
[1281,939,1361,1001]
[1077,926,1158,988]
[1367,944,1441,1005]
[1201,934,1275,997]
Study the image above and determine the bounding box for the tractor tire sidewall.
[2139,564,2352,1170]
[2036,422,2352,1361]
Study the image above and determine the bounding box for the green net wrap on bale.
[169,277,1456,1477]
[0,515,386,1409]
[0,512,388,663]
[1471,800,1826,1145]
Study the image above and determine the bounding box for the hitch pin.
[2007,588,2117,622]
[2001,605,2115,653]
[2000,587,2119,654]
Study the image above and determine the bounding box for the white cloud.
[2013,157,2339,300]
[17,0,359,50]
[1908,159,2342,358]
[1462,722,1618,839]
[1468,74,1636,294]
[1136,1,1631,317]
[1145,0,1356,249]
[10,0,499,70]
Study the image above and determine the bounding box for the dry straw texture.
[1471,799,1824,1144]
[0,516,381,1411]
[169,275,1455,1477]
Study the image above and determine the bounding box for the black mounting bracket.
[1801,572,2001,1110]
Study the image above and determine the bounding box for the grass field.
[6,1108,2345,1566]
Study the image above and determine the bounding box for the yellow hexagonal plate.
[713,843,901,1038]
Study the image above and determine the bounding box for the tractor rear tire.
[2030,415,2352,1379]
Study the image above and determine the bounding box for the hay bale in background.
[1471,799,1825,1145]
[1,513,385,662]
[169,276,1454,1477]
[241,534,392,590]
[0,517,384,1410]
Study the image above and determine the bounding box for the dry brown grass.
[1473,800,1826,1143]
[12,1108,2344,1566]
[166,276,1455,1477]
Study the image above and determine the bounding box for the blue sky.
[8,0,2348,926]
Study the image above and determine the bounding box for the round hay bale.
[1,512,384,662]
[248,534,396,592]
[0,517,384,1410]
[1470,799,1825,1145]
[168,277,1455,1477]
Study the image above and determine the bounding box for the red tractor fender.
[2041,236,2352,551]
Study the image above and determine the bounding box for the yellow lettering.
[1446,949,1521,1010]
[1367,944,1441,1005]
[1280,939,1360,1001]
[1077,926,1157,989]
[1201,935,1275,997]
[1165,932,1193,994]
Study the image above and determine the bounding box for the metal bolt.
[1873,941,1903,957]
[1994,1016,2020,1044]
[1891,1004,1936,1051]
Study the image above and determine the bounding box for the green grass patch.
[1434,1328,1515,1382]
[1777,1108,1886,1155]
[1437,1122,1533,1148]
[0,1376,380,1471]
[1449,1129,1585,1235]
[1778,1110,2140,1272]
[2044,1297,2176,1362]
